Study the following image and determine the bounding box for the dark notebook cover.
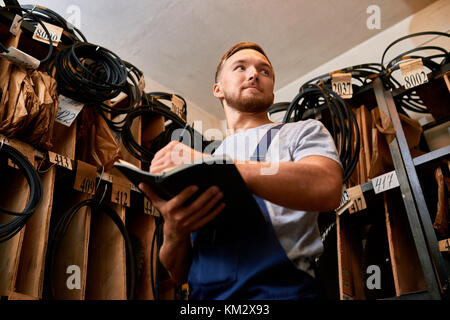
[114,156,266,231]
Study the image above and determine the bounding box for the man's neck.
[224,105,273,135]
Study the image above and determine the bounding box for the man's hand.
[138,182,226,284]
[139,183,226,242]
[150,141,206,174]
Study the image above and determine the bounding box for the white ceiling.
[29,0,436,119]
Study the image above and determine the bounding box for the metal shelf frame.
[372,77,450,300]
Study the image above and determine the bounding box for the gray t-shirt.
[213,120,341,277]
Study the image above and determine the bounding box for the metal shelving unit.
[372,77,450,300]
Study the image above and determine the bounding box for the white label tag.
[335,186,353,215]
[10,15,22,36]
[32,22,63,46]
[372,170,400,194]
[55,95,85,127]
[0,47,40,69]
[331,73,353,99]
[400,58,428,89]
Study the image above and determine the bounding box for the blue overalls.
[188,124,323,300]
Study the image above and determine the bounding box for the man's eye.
[261,69,270,76]
[235,66,245,71]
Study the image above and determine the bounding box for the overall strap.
[250,123,285,162]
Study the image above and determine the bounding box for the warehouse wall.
[274,0,450,151]
[274,0,449,102]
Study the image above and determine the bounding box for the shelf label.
[56,95,84,127]
[0,47,40,69]
[144,197,161,217]
[439,239,450,252]
[3,137,35,168]
[111,176,130,207]
[347,185,367,214]
[171,94,185,120]
[32,21,63,46]
[74,161,97,195]
[399,58,428,89]
[331,73,353,99]
[444,74,450,93]
[372,170,400,194]
[48,151,73,170]
[335,186,353,215]
[10,15,22,36]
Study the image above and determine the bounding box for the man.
[139,42,343,300]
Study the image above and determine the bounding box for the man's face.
[214,49,274,113]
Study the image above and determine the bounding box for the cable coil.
[0,143,43,242]
[45,198,137,300]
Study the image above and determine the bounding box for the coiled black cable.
[380,31,450,114]
[121,102,195,164]
[45,198,137,300]
[0,5,54,65]
[48,42,128,103]
[21,4,87,44]
[150,217,164,300]
[302,63,384,90]
[0,143,43,242]
[96,61,145,133]
[144,92,187,121]
[283,83,360,183]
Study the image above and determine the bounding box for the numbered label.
[400,58,428,90]
[55,95,84,127]
[372,171,400,194]
[347,185,367,214]
[335,187,353,215]
[74,161,97,195]
[32,21,63,46]
[144,198,152,215]
[439,239,450,252]
[144,198,161,217]
[113,188,129,207]
[10,14,22,36]
[171,94,185,120]
[3,137,35,168]
[111,176,130,207]
[331,73,353,99]
[48,151,73,170]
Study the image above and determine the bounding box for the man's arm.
[236,155,343,212]
[139,183,226,285]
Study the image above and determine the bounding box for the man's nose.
[247,66,258,81]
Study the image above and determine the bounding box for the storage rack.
[335,66,450,300]
[0,7,177,300]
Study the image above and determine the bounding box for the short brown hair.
[214,42,274,83]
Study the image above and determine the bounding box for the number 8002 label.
[400,58,428,90]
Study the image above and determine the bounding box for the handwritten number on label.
[56,107,77,125]
[372,171,400,194]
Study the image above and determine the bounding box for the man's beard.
[224,90,273,113]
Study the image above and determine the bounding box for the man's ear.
[213,82,224,99]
